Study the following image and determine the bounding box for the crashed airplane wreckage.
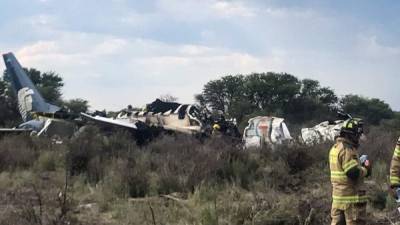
[0,52,78,139]
[82,99,241,142]
[1,52,344,147]
[242,116,350,148]
[0,52,239,143]
[301,120,345,145]
[242,116,292,149]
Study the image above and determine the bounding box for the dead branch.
[148,202,157,225]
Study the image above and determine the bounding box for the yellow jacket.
[329,137,368,209]
[390,137,400,187]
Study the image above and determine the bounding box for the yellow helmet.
[340,118,364,141]
[213,124,221,130]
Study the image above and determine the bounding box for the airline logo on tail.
[17,87,35,121]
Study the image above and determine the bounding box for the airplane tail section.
[2,52,60,121]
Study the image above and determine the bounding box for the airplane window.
[245,122,256,136]
[248,122,254,129]
[189,106,201,119]
[246,129,256,136]
[178,105,189,119]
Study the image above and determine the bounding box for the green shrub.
[67,126,103,179]
[200,205,218,225]
[34,151,57,171]
[0,135,36,171]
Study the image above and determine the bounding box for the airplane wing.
[81,113,138,130]
[162,125,201,134]
[0,128,32,136]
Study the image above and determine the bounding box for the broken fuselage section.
[117,99,205,135]
[300,120,344,145]
[243,116,292,149]
[81,99,217,142]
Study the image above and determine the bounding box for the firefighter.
[211,123,222,137]
[329,118,371,225]
[389,137,400,198]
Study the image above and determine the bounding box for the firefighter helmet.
[340,118,364,139]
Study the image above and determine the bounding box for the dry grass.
[0,124,399,225]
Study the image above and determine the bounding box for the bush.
[362,125,397,163]
[215,149,260,189]
[67,126,104,180]
[34,151,58,171]
[0,135,36,171]
[0,125,398,224]
[200,205,218,225]
[126,154,151,198]
[107,159,129,196]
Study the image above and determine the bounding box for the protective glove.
[359,155,368,165]
[396,188,400,203]
[360,155,371,177]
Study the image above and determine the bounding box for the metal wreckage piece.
[300,120,345,145]
[81,99,241,142]
[242,116,348,148]
[300,113,361,145]
[242,116,293,149]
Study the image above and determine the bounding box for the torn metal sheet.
[36,118,76,138]
[301,120,344,145]
[81,113,139,130]
[0,128,32,137]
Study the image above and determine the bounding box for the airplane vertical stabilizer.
[2,52,60,121]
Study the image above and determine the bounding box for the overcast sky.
[0,0,399,111]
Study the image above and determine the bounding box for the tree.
[199,72,303,120]
[340,94,394,125]
[63,98,89,115]
[284,79,338,122]
[26,68,64,104]
[202,78,229,113]
[298,79,338,106]
[244,72,301,114]
[194,93,206,108]
[197,72,339,124]
[0,78,19,126]
[199,75,249,120]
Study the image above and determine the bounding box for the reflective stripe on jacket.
[390,137,400,187]
[329,137,368,209]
